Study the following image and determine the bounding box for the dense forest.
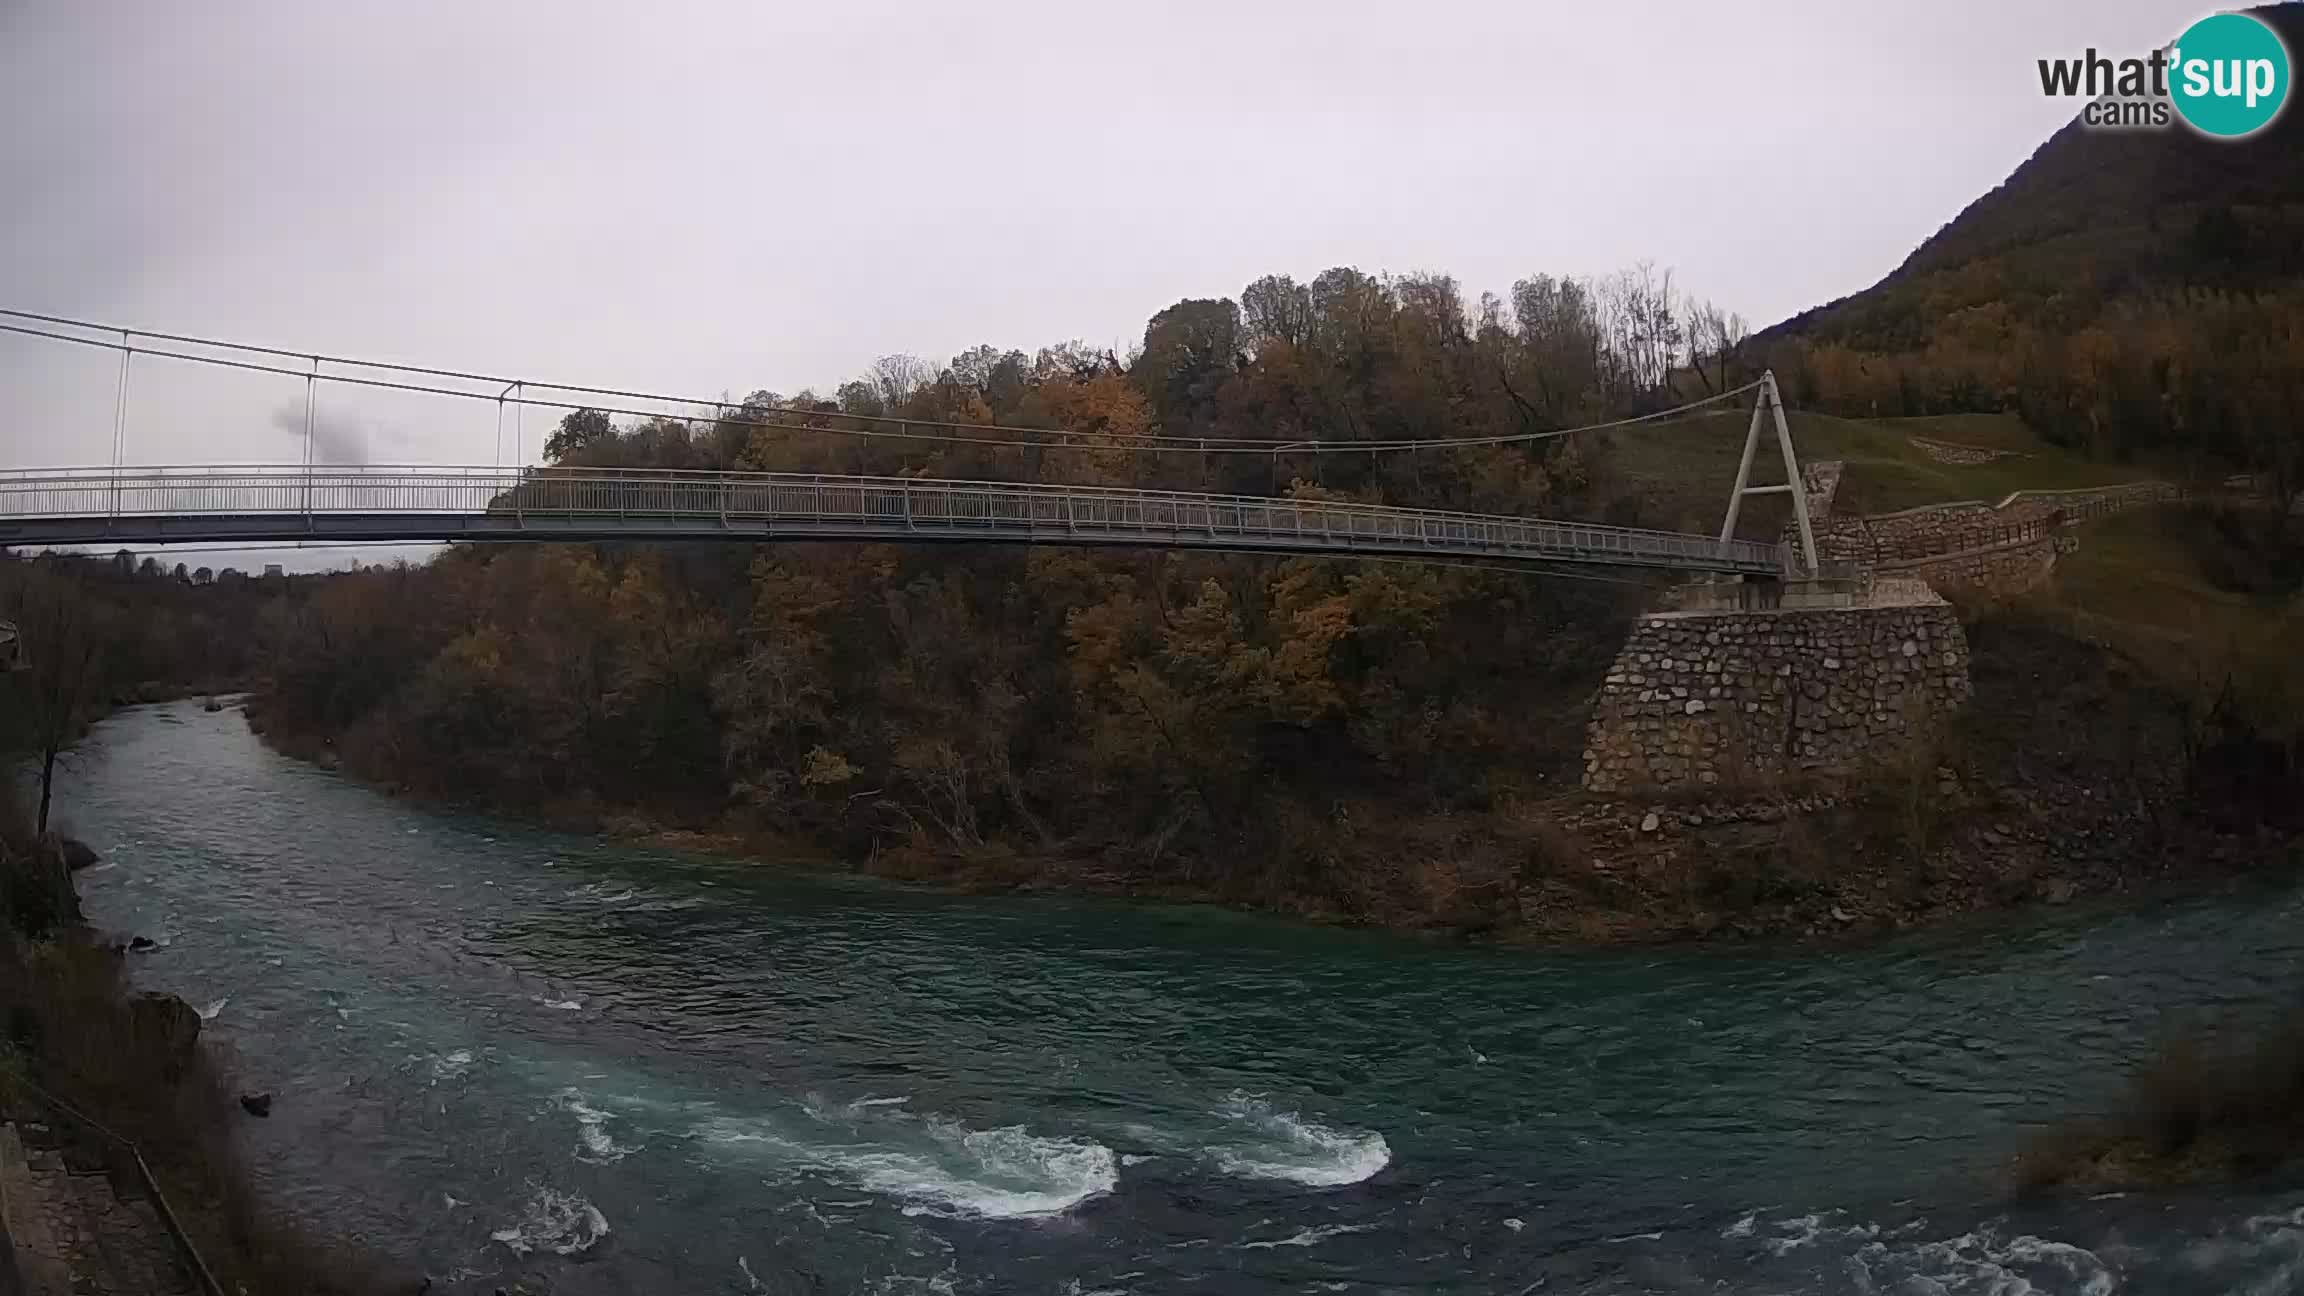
[1761,4,2304,493]
[0,554,273,840]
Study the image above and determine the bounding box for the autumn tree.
[869,354,936,410]
[544,408,617,463]
[1137,298,1242,425]
[1241,274,1314,352]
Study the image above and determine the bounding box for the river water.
[50,701,2304,1293]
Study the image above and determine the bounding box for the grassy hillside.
[1598,408,2156,537]
[2038,509,2304,691]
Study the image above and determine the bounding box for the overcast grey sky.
[0,0,2201,566]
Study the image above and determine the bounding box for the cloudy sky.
[0,0,2199,566]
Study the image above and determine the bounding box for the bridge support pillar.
[1581,578,1972,795]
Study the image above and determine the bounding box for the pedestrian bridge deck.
[0,466,1785,574]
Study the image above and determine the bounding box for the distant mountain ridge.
[1754,4,2304,479]
[1765,2,2304,350]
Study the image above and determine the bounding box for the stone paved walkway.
[2,1122,193,1296]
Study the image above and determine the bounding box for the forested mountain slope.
[1761,3,2304,487]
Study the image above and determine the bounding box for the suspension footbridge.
[0,465,1786,573]
[0,310,1819,576]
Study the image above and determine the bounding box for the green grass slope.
[1598,409,2154,537]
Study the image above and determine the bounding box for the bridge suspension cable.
[0,308,1761,458]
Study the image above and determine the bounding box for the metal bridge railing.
[0,465,1786,574]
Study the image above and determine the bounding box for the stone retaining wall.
[1879,532,2079,595]
[1811,515,1880,567]
[1582,600,1972,794]
[1854,482,2178,563]
[1857,503,1994,562]
[1787,470,2181,594]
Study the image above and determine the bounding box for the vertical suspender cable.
[515,384,527,524]
[496,381,520,515]
[110,331,131,520]
[304,356,318,520]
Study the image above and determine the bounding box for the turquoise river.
[54,701,2304,1293]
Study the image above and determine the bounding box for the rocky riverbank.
[0,815,411,1296]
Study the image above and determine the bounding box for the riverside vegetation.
[2016,1005,2304,1194]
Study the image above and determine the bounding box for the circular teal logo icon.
[2170,11,2291,138]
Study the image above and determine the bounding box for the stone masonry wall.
[1788,470,2179,591]
[1848,482,2178,564]
[1851,502,1989,562]
[1811,515,1880,568]
[1582,601,1972,794]
[1879,532,2078,596]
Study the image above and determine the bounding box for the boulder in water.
[203,698,224,713]
[55,836,99,871]
[239,1091,273,1118]
[127,935,158,953]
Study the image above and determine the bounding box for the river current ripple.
[54,701,2304,1293]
